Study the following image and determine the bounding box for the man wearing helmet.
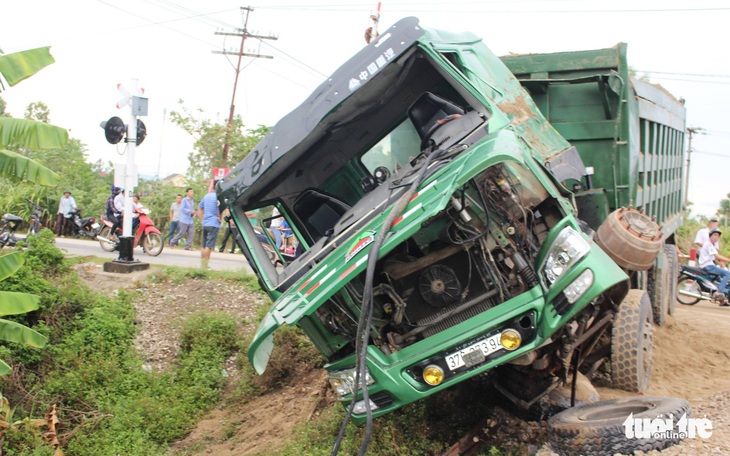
[698,228,730,305]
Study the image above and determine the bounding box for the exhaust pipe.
[677,289,709,300]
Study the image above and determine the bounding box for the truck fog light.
[564,269,594,303]
[423,364,445,386]
[500,329,521,351]
[352,399,379,414]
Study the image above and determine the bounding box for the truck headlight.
[328,367,375,398]
[543,227,590,285]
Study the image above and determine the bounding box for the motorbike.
[97,207,164,256]
[676,264,730,306]
[26,198,44,236]
[67,209,101,239]
[0,199,45,248]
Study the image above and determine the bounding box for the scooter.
[0,200,44,248]
[97,207,164,256]
[676,264,730,306]
[67,209,101,239]
[26,198,44,236]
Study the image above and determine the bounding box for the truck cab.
[218,17,650,423]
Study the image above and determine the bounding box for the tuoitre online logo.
[623,413,713,439]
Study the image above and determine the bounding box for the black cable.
[331,147,446,456]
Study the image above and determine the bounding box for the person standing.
[218,207,238,253]
[269,206,284,250]
[55,190,78,237]
[695,218,720,249]
[168,194,182,245]
[198,188,221,269]
[170,187,196,250]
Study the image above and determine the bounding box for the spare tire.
[548,396,691,456]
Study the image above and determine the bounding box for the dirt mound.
[77,263,730,455]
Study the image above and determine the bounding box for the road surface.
[54,237,253,273]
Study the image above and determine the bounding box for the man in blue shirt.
[198,188,221,269]
[170,187,196,250]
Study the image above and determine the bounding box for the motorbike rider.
[698,227,730,306]
[110,187,126,239]
[106,186,121,239]
[695,218,724,267]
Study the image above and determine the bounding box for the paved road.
[54,237,253,273]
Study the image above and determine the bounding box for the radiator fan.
[418,264,462,307]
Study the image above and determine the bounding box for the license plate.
[445,333,502,371]
[91,223,100,229]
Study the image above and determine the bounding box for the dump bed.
[501,44,686,238]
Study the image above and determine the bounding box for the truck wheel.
[547,396,691,456]
[676,276,701,306]
[611,289,654,392]
[664,245,679,315]
[648,252,670,326]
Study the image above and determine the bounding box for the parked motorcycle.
[0,199,45,248]
[67,209,101,239]
[97,207,164,256]
[676,264,730,306]
[26,198,44,236]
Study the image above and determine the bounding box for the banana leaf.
[0,252,22,282]
[0,148,59,186]
[0,47,54,88]
[0,292,40,317]
[0,117,68,150]
[0,320,47,349]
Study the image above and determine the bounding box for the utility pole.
[213,6,277,167]
[684,126,706,208]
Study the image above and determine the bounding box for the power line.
[638,70,730,79]
[214,7,277,166]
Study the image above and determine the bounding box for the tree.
[24,101,50,123]
[719,193,730,229]
[169,100,270,182]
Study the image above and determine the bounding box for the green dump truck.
[217,17,686,449]
[501,44,686,326]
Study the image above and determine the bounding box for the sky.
[1,0,729,218]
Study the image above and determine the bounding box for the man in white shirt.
[698,228,730,305]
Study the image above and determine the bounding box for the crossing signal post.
[99,80,150,273]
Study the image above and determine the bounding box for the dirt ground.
[74,263,730,455]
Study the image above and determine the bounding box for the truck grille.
[417,292,496,338]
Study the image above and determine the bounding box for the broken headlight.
[328,367,375,398]
[542,227,590,285]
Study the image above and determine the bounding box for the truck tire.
[611,289,654,392]
[676,276,701,306]
[664,245,679,315]
[547,396,691,456]
[648,252,670,326]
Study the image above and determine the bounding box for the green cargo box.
[501,43,686,239]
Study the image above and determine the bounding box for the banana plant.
[0,252,47,374]
[0,46,66,374]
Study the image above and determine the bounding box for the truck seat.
[293,189,351,242]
